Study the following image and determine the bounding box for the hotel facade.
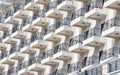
[0,0,119,75]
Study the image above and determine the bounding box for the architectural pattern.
[0,0,119,75]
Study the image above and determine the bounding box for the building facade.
[0,0,119,75]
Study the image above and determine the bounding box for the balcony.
[32,15,49,28]
[0,1,11,11]
[8,45,24,61]
[13,9,34,19]
[85,0,107,20]
[30,33,48,50]
[27,56,45,72]
[100,47,120,64]
[67,62,82,74]
[0,51,15,66]
[20,40,36,55]
[4,16,22,25]
[44,25,61,42]
[83,27,105,47]
[0,43,7,51]
[46,1,63,19]
[108,59,120,74]
[3,37,17,45]
[22,24,38,33]
[82,55,99,70]
[34,0,50,5]
[57,0,75,11]
[0,23,9,32]
[55,17,74,36]
[0,65,5,73]
[41,49,59,66]
[24,0,40,12]
[71,8,90,28]
[69,34,89,53]
[11,30,27,40]
[20,46,36,55]
[18,61,34,75]
[104,0,120,9]
[102,17,120,38]
[53,42,71,60]
[46,9,63,19]
[30,32,47,49]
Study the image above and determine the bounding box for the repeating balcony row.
[0,1,119,75]
[77,58,120,75]
[11,56,98,74]
[0,26,101,57]
[0,46,120,74]
[2,25,101,44]
[0,0,109,23]
[0,3,119,40]
[1,14,120,42]
[0,65,102,75]
[0,16,119,54]
[0,16,71,38]
[0,26,120,62]
[0,42,68,59]
[2,57,120,75]
[1,0,120,23]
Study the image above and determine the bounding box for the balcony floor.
[69,43,89,53]
[53,51,72,60]
[83,36,105,47]
[57,1,75,11]
[71,17,90,28]
[104,0,120,9]
[102,27,120,38]
[28,63,45,72]
[85,8,107,20]
[41,57,59,66]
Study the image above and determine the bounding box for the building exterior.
[0,0,119,75]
